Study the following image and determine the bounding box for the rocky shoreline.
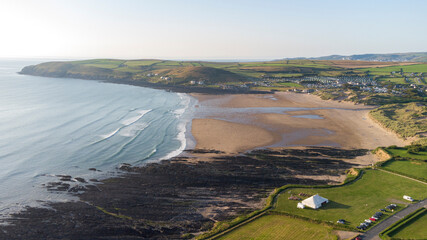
[0,147,367,239]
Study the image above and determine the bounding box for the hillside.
[286,52,427,62]
[19,60,252,91]
[152,66,248,84]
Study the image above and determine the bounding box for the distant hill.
[154,66,247,84]
[285,52,427,62]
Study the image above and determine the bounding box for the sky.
[0,0,426,60]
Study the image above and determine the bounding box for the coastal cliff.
[19,60,260,94]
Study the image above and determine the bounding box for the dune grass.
[369,102,427,138]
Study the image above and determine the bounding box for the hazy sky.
[1,0,426,60]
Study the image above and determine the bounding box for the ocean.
[0,59,195,218]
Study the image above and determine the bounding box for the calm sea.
[0,59,195,218]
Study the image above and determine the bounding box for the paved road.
[361,198,427,240]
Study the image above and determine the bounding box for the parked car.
[337,219,346,224]
[364,219,372,224]
[357,225,366,230]
[403,195,414,202]
[369,217,377,221]
[386,204,397,210]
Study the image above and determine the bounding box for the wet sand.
[191,92,407,165]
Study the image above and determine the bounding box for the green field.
[218,214,337,240]
[381,160,427,182]
[275,170,427,228]
[359,64,427,73]
[124,60,162,67]
[387,148,427,161]
[274,82,303,88]
[377,77,408,84]
[389,209,427,239]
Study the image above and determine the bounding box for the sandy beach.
[190,92,407,165]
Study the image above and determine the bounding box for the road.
[361,198,426,240]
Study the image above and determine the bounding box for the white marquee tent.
[299,194,329,209]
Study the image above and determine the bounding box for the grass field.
[124,60,162,67]
[381,160,427,182]
[274,82,303,88]
[359,64,427,73]
[218,214,338,240]
[387,148,427,161]
[275,170,427,228]
[388,209,427,239]
[377,77,408,84]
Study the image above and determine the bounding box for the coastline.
[0,75,410,239]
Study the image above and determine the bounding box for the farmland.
[358,64,427,74]
[218,214,338,240]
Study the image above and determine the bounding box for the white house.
[299,194,329,209]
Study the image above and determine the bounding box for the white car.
[403,195,414,202]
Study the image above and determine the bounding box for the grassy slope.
[369,102,427,139]
[275,170,427,228]
[389,210,427,239]
[153,66,248,84]
[218,214,337,240]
